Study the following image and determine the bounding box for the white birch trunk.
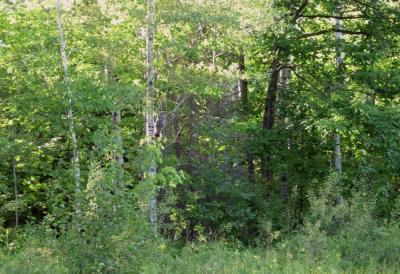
[334,132,342,174]
[281,68,289,90]
[56,0,81,212]
[334,15,344,175]
[333,8,345,206]
[146,0,157,225]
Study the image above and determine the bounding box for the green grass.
[1,228,399,274]
[1,190,399,274]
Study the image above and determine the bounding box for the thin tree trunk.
[172,95,182,158]
[146,0,157,225]
[333,7,345,206]
[56,0,81,213]
[238,49,255,182]
[187,94,196,175]
[334,132,342,174]
[279,67,290,203]
[261,58,280,184]
[112,110,124,181]
[263,59,280,130]
[334,15,344,176]
[12,127,18,229]
[239,50,249,113]
[146,0,156,162]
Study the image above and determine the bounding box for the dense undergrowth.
[1,222,399,273]
[1,178,399,274]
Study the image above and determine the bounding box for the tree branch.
[300,14,364,20]
[290,68,323,93]
[296,28,369,39]
[292,0,309,23]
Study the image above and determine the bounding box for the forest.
[0,0,400,273]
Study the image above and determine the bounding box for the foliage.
[0,0,400,272]
[2,185,400,273]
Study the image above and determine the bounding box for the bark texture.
[334,15,344,175]
[146,0,157,225]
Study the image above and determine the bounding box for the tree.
[56,0,81,213]
[146,0,157,224]
[333,3,344,176]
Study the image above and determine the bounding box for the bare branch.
[167,93,190,117]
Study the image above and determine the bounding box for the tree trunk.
[333,8,345,205]
[238,49,255,182]
[279,67,290,203]
[334,15,344,176]
[111,111,123,165]
[56,0,81,213]
[334,132,342,174]
[12,126,18,229]
[173,95,182,159]
[187,94,196,175]
[111,110,124,183]
[146,0,156,159]
[239,50,249,114]
[146,0,157,225]
[263,59,280,130]
[261,58,280,184]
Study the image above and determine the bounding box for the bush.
[156,173,266,243]
[283,175,400,270]
[0,228,68,274]
[1,175,399,274]
[55,163,159,273]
